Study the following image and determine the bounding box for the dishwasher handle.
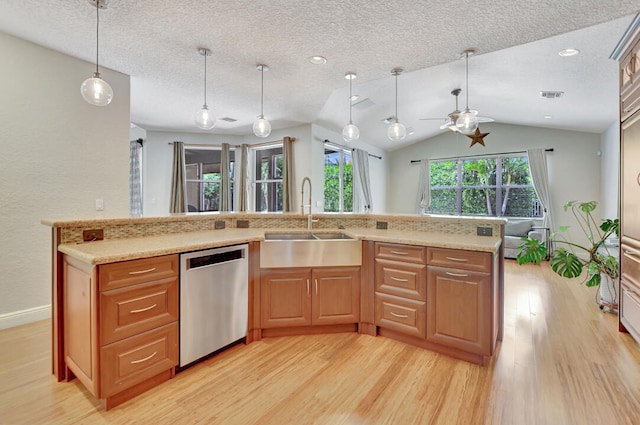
[187,249,245,270]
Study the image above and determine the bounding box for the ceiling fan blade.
[439,120,456,130]
[477,117,495,123]
[419,117,447,121]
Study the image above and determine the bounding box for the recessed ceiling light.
[559,48,580,57]
[350,94,359,102]
[544,115,553,119]
[309,55,327,65]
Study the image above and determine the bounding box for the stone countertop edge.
[57,228,502,265]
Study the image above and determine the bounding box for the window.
[323,145,353,212]
[185,147,235,212]
[429,154,541,218]
[253,145,283,212]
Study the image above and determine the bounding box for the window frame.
[184,146,235,212]
[251,143,284,212]
[323,143,353,213]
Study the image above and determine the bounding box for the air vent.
[352,97,375,111]
[540,91,564,99]
[219,117,237,122]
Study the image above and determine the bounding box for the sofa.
[503,219,546,259]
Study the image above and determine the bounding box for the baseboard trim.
[0,305,51,330]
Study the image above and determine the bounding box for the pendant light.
[342,72,359,142]
[80,0,113,106]
[388,68,406,142]
[253,64,271,138]
[455,49,479,135]
[194,48,216,130]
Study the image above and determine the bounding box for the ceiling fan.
[421,88,494,132]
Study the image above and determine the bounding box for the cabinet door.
[260,269,312,328]
[426,266,492,356]
[312,267,360,325]
[622,111,640,241]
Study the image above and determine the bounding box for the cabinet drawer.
[100,278,178,345]
[621,38,640,120]
[375,259,426,301]
[622,243,640,290]
[427,248,492,273]
[99,255,179,291]
[375,242,427,264]
[101,322,178,398]
[375,292,426,339]
[621,284,640,341]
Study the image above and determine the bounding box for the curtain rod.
[323,139,382,160]
[168,138,294,149]
[130,138,144,146]
[410,148,554,164]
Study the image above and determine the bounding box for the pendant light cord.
[203,52,207,106]
[464,51,469,109]
[394,71,399,122]
[349,77,353,122]
[260,67,264,117]
[95,0,100,74]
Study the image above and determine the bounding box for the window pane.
[430,188,457,214]
[324,158,340,212]
[501,187,542,217]
[462,159,496,186]
[255,182,283,212]
[430,161,457,186]
[502,156,532,185]
[344,152,353,212]
[202,180,220,211]
[461,188,496,216]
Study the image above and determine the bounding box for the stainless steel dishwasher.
[179,244,248,367]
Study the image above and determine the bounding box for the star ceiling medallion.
[466,127,490,147]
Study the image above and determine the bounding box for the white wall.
[0,32,130,328]
[387,123,604,244]
[600,121,620,220]
[143,124,387,216]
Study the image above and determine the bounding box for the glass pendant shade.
[342,121,359,142]
[195,104,215,130]
[388,120,406,142]
[455,109,479,134]
[81,72,113,106]
[253,116,271,138]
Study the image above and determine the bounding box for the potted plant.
[516,201,620,310]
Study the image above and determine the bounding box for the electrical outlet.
[83,229,104,242]
[215,220,226,229]
[95,199,104,211]
[376,221,388,230]
[477,226,493,236]
[237,220,249,228]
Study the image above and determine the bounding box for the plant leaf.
[577,201,597,214]
[549,249,583,278]
[585,273,601,287]
[516,237,547,265]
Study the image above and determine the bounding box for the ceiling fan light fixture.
[342,72,359,142]
[253,64,271,138]
[388,68,406,142]
[559,48,580,57]
[194,48,215,130]
[81,0,113,106]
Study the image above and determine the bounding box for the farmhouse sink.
[261,231,361,268]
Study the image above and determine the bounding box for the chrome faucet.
[301,177,316,229]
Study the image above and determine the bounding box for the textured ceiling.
[0,1,638,151]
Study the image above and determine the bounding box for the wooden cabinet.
[426,248,497,358]
[621,37,640,121]
[260,267,360,329]
[621,240,640,341]
[621,111,640,241]
[63,254,179,409]
[374,242,428,338]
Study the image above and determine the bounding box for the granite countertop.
[58,227,502,265]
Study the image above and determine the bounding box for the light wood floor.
[2,261,640,424]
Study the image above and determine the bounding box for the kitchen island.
[43,212,505,409]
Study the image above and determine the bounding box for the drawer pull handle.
[390,311,409,319]
[130,304,157,314]
[315,279,318,296]
[130,351,157,364]
[626,54,639,77]
[128,267,157,275]
[446,271,469,277]
[390,250,409,255]
[445,256,468,262]
[390,276,409,282]
[307,279,310,297]
[637,172,640,187]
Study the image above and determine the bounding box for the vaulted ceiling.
[0,1,637,151]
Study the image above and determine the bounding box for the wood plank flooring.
[1,261,640,424]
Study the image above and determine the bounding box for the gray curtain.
[282,136,294,212]
[220,143,230,211]
[129,139,143,217]
[415,159,431,214]
[170,141,187,213]
[527,148,554,241]
[352,148,372,213]
[238,144,250,212]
